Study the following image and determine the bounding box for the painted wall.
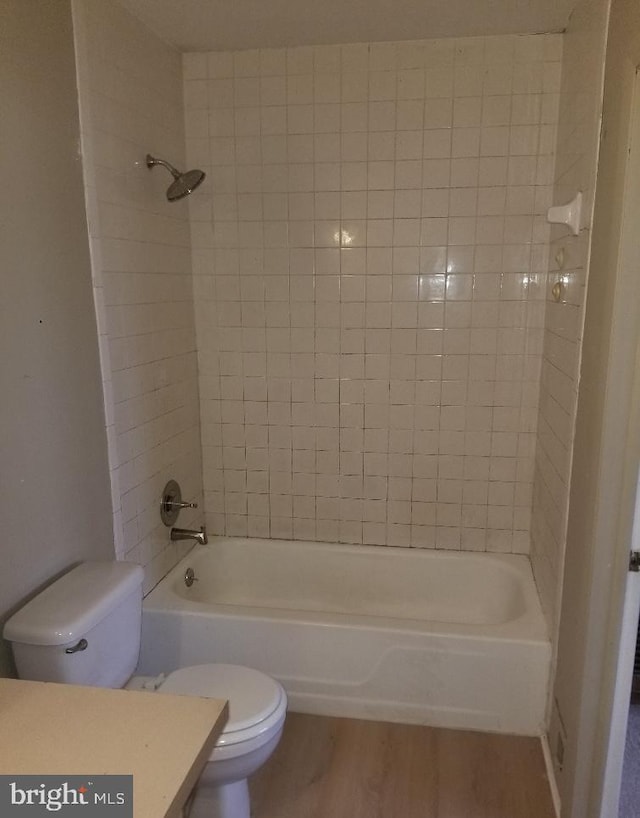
[184,34,562,553]
[72,0,205,592]
[548,0,640,813]
[0,0,114,675]
[530,0,611,634]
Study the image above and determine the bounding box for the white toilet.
[3,561,287,818]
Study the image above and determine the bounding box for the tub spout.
[170,525,208,545]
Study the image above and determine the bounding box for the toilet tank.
[3,561,144,688]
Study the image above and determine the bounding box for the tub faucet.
[170,525,208,545]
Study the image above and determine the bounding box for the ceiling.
[118,0,577,53]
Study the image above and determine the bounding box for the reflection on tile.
[445,274,473,300]
[419,274,446,301]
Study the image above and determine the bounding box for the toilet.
[3,561,286,818]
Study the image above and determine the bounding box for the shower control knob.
[167,500,198,510]
[160,479,198,526]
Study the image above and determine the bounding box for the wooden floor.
[250,713,556,818]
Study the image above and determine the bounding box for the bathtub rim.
[144,538,550,644]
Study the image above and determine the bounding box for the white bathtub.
[138,537,551,736]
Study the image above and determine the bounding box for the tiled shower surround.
[185,34,563,552]
[530,0,609,627]
[73,0,203,591]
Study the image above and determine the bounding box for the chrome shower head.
[146,154,205,202]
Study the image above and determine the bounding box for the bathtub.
[138,537,551,736]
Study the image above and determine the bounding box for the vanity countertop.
[0,677,227,818]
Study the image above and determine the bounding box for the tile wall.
[184,34,563,552]
[530,0,609,629]
[72,0,204,591]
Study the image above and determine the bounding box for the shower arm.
[146,154,181,180]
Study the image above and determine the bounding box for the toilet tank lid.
[3,562,144,646]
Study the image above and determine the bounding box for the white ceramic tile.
[180,33,563,557]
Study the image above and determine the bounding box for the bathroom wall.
[184,34,562,553]
[526,0,611,805]
[72,0,204,592]
[543,0,640,810]
[529,0,610,632]
[0,0,114,674]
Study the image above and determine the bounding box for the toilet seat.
[159,664,287,750]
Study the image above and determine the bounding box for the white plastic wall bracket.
[547,191,583,236]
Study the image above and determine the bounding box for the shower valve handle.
[166,500,198,510]
[160,479,199,526]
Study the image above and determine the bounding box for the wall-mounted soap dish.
[547,192,583,236]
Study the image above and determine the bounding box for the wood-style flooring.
[250,713,556,818]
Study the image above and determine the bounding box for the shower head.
[146,154,205,202]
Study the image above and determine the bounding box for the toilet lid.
[160,664,284,735]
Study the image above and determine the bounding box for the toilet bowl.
[3,561,287,818]
[133,664,287,818]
